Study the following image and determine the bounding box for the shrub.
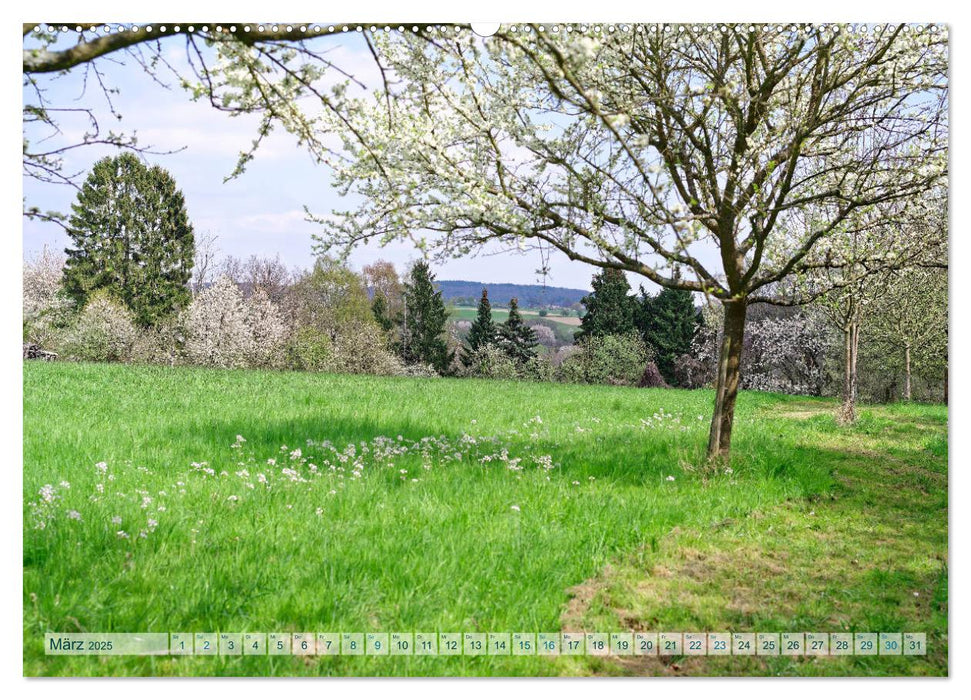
[244,290,291,369]
[23,248,73,348]
[671,352,712,389]
[183,276,253,368]
[637,361,669,388]
[559,334,650,386]
[287,326,334,372]
[395,363,440,378]
[288,323,404,376]
[457,344,521,380]
[60,291,137,362]
[131,320,184,366]
[522,354,557,382]
[551,345,578,367]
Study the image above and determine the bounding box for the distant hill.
[436,280,589,308]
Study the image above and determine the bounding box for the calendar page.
[21,11,949,682]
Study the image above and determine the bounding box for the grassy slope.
[23,363,947,676]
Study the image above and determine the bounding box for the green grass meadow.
[22,362,948,676]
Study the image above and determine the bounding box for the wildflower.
[96,483,104,493]
[66,510,82,521]
[572,480,580,485]
[328,490,337,495]
[116,530,129,539]
[95,461,108,474]
[39,484,55,503]
[236,435,246,443]
[267,458,277,466]
[111,516,122,525]
[257,473,267,484]
[666,475,676,482]
[510,505,521,512]
[157,506,167,512]
[227,495,238,502]
[315,507,324,516]
[59,481,71,489]
[147,518,158,529]
[290,448,302,460]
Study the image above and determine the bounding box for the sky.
[22,29,604,290]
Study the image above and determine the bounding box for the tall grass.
[23,363,943,676]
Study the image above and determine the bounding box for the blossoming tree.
[309,24,947,460]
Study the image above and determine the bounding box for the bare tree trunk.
[707,298,747,461]
[839,321,860,423]
[904,344,912,401]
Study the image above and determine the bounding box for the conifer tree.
[498,298,538,363]
[463,288,497,365]
[575,268,637,341]
[637,286,699,385]
[63,153,194,327]
[401,260,452,372]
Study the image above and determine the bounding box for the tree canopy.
[308,24,947,458]
[63,152,194,326]
[575,268,637,340]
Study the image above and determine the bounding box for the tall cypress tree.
[401,260,452,372]
[499,298,538,363]
[63,153,194,327]
[575,268,637,341]
[637,285,699,385]
[463,288,497,365]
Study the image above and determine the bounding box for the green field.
[23,362,947,676]
[449,306,579,342]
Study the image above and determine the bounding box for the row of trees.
[25,244,460,377]
[569,265,947,403]
[575,268,699,385]
[464,292,539,365]
[24,246,661,389]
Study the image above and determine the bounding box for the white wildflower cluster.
[639,408,691,432]
[27,483,61,530]
[25,458,172,543]
[26,415,604,558]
